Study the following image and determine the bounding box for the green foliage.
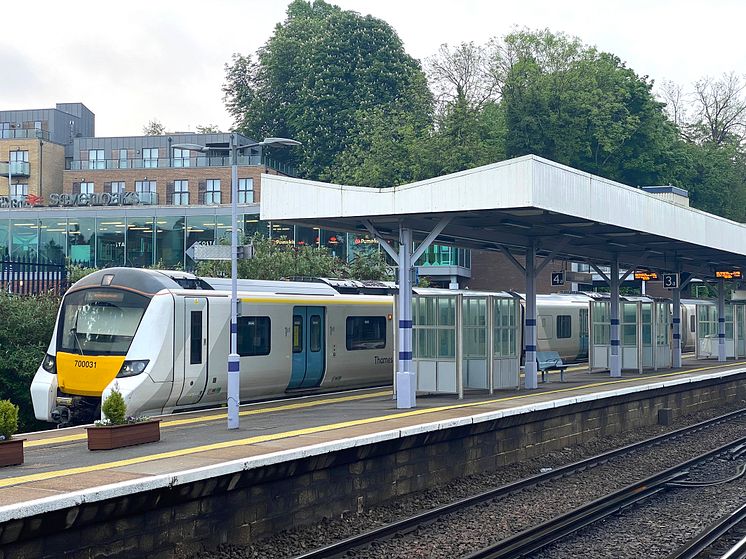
[223,0,433,181]
[0,400,19,440]
[67,263,98,285]
[0,294,60,432]
[101,386,127,425]
[142,119,166,136]
[196,234,392,281]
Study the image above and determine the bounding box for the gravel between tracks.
[190,399,746,559]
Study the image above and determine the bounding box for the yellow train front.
[31,268,394,425]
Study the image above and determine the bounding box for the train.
[30,268,698,425]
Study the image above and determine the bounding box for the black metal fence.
[0,256,68,295]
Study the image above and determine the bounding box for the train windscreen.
[57,288,151,356]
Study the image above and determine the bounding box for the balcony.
[0,161,30,177]
[66,154,296,176]
[0,128,50,141]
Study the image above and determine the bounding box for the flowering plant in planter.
[86,385,160,450]
[0,399,24,466]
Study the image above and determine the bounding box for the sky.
[3,0,745,137]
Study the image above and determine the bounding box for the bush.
[101,386,127,425]
[0,400,19,440]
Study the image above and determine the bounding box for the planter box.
[86,420,161,451]
[0,438,24,467]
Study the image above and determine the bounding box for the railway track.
[668,502,746,559]
[289,407,746,559]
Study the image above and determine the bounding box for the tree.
[222,0,433,181]
[142,119,166,136]
[690,73,746,146]
[196,124,221,134]
[426,42,498,113]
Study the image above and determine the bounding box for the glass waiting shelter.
[695,301,746,359]
[408,289,521,398]
[589,294,671,373]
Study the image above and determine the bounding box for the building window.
[80,182,94,195]
[142,148,158,168]
[110,181,125,194]
[118,149,128,169]
[205,179,221,205]
[346,316,386,350]
[88,149,105,170]
[173,148,191,168]
[9,150,28,174]
[237,316,271,356]
[174,180,189,205]
[135,180,157,204]
[238,178,254,204]
[556,315,572,339]
[10,183,28,202]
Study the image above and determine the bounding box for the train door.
[578,308,589,359]
[177,298,209,406]
[288,306,326,389]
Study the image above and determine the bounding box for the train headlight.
[116,360,149,378]
[41,353,56,374]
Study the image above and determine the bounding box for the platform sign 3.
[551,271,565,286]
[663,273,679,289]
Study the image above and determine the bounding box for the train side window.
[309,315,322,352]
[556,315,572,339]
[190,311,202,364]
[237,316,271,357]
[537,315,552,340]
[293,315,303,353]
[346,316,386,350]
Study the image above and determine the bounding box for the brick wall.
[465,250,569,294]
[61,166,282,205]
[3,373,745,558]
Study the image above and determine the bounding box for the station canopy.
[260,155,746,276]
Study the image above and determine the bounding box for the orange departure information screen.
[634,271,658,281]
[715,270,742,279]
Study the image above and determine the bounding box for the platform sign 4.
[663,273,679,289]
[551,271,565,286]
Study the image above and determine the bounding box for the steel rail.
[290,408,746,559]
[463,435,746,559]
[667,502,746,559]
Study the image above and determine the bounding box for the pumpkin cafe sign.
[0,191,144,209]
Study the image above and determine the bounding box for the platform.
[2,357,745,518]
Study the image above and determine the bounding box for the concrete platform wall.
[3,373,746,559]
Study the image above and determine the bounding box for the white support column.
[524,241,538,390]
[718,277,727,362]
[672,283,682,368]
[397,227,416,408]
[610,257,621,377]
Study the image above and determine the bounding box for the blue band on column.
[719,318,726,323]
[719,334,726,338]
[672,317,680,324]
[673,333,681,339]
[228,361,239,372]
[231,323,237,334]
[399,351,413,360]
[399,320,412,328]
[611,319,620,325]
[526,319,536,326]
[525,345,536,352]
[611,339,620,346]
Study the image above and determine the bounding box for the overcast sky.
[3,0,745,136]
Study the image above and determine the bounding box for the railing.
[0,161,31,177]
[66,154,296,176]
[0,256,67,296]
[0,128,50,141]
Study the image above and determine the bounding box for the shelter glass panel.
[463,297,486,358]
[67,218,95,267]
[492,298,517,357]
[39,218,67,264]
[155,216,185,269]
[96,217,124,267]
[10,219,39,260]
[641,305,652,345]
[126,217,155,267]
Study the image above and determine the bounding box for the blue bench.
[536,351,567,382]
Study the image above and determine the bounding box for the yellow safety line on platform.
[24,390,392,448]
[3,361,746,490]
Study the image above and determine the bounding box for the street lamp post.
[173,135,300,430]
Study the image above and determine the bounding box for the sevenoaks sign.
[0,192,142,209]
